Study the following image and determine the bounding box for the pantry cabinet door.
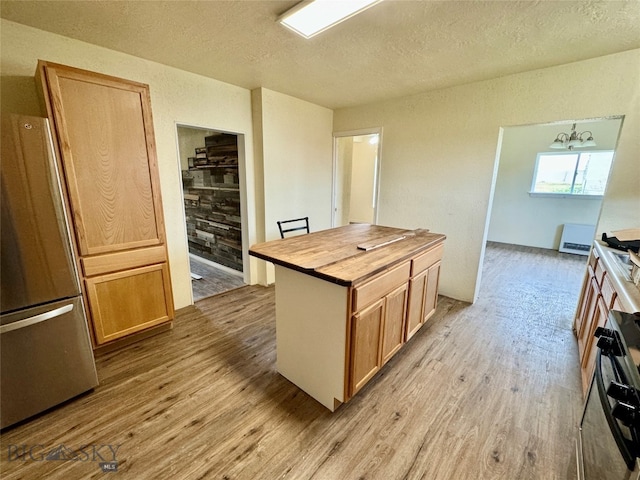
[39,62,165,256]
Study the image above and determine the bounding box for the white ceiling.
[2,0,639,109]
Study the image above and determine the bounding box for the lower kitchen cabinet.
[381,283,409,364]
[406,244,443,341]
[578,286,608,392]
[350,281,410,396]
[406,269,429,340]
[350,299,384,394]
[348,253,438,398]
[423,262,441,322]
[574,242,639,396]
[256,225,446,411]
[85,263,174,344]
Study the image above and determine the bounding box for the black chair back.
[277,217,310,239]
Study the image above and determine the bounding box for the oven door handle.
[595,349,638,470]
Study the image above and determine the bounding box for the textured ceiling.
[2,0,639,109]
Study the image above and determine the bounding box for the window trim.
[529,150,614,198]
[528,192,604,199]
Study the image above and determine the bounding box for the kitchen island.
[250,224,446,410]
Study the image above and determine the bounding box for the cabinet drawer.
[353,262,410,311]
[411,243,444,276]
[82,245,167,277]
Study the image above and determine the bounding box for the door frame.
[332,127,383,227]
[477,115,625,301]
[174,123,249,304]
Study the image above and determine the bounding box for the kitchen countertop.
[594,240,640,313]
[249,224,446,286]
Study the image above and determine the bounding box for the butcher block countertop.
[249,224,446,286]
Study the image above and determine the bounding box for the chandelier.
[549,123,596,150]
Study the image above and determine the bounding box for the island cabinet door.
[406,261,441,341]
[423,261,441,323]
[349,299,384,395]
[406,270,428,341]
[381,283,408,365]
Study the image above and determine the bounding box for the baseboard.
[93,321,174,356]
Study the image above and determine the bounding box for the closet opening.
[332,128,382,227]
[176,125,246,301]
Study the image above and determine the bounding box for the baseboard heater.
[559,223,596,255]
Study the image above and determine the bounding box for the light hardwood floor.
[0,243,587,479]
[190,256,245,301]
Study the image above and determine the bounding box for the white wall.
[488,118,623,249]
[251,88,334,284]
[0,20,257,310]
[334,50,640,303]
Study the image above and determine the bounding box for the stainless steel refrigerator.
[1,113,98,429]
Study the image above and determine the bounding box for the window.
[531,151,614,196]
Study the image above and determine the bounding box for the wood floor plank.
[190,257,245,301]
[0,243,586,479]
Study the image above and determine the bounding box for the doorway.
[332,129,382,227]
[176,124,246,301]
[487,117,624,249]
[477,116,624,302]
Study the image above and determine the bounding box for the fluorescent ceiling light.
[279,0,382,39]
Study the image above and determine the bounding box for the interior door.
[333,131,381,227]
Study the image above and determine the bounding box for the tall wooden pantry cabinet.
[36,61,174,346]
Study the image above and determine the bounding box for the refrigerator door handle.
[0,304,73,334]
